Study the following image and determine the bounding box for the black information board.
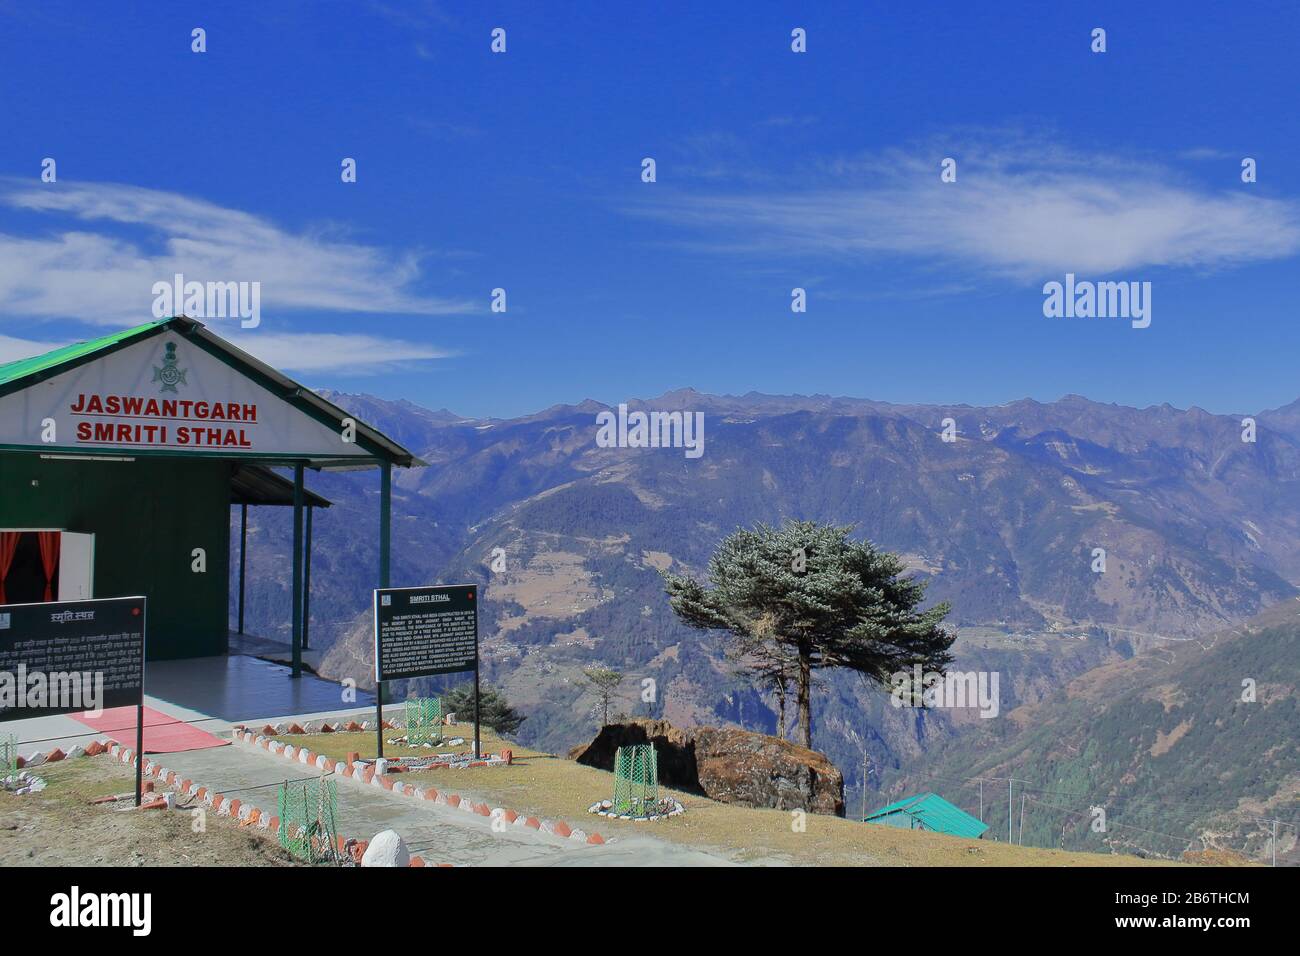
[0,596,146,722]
[373,585,478,682]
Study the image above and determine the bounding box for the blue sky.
[1,0,1297,418]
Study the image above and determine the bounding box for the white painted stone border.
[13,737,444,867]
[232,726,609,846]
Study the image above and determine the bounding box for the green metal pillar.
[237,502,247,635]
[377,460,392,756]
[379,462,391,587]
[302,504,313,650]
[291,462,304,679]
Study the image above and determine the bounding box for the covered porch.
[228,462,333,673]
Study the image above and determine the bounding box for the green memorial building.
[0,316,420,671]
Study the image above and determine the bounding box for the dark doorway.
[2,531,60,604]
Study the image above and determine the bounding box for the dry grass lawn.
[0,755,299,867]
[278,723,1184,867]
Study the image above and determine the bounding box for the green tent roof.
[0,318,167,386]
[864,792,990,839]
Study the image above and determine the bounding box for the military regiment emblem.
[153,341,188,394]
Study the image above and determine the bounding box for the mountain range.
[228,387,1300,860]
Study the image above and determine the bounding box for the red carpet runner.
[69,705,229,754]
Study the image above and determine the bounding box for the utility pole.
[1019,793,1027,845]
[978,778,984,822]
[1273,820,1278,867]
[861,751,869,822]
[1008,778,1013,843]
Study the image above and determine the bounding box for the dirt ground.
[278,724,1184,867]
[0,755,299,867]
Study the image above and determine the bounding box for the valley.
[228,387,1300,861]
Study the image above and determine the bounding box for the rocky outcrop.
[693,726,844,816]
[571,718,844,816]
[569,718,700,790]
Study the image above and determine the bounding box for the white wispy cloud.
[626,138,1300,279]
[223,331,455,374]
[0,179,477,324]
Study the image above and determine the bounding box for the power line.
[902,769,1299,827]
[1020,795,1202,857]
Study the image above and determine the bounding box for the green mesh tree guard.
[1,734,16,783]
[277,776,338,863]
[405,696,443,746]
[612,744,658,816]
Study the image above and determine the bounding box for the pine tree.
[664,520,954,748]
[579,665,625,727]
[443,683,526,736]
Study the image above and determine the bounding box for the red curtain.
[37,531,60,602]
[0,532,18,604]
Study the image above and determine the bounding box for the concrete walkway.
[3,654,375,755]
[159,736,735,867]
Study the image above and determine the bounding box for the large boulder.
[571,718,844,816]
[693,726,844,816]
[570,718,700,790]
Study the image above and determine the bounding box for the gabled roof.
[0,316,422,470]
[864,792,990,839]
